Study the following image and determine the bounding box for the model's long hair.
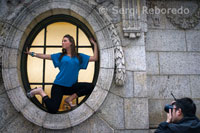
[59,34,80,62]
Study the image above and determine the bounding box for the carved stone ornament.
[121,0,142,39]
[99,7,126,86]
[166,1,200,30]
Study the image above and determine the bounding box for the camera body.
[164,104,174,113]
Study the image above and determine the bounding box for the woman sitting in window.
[25,34,98,114]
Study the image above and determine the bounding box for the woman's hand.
[24,47,31,55]
[90,38,96,45]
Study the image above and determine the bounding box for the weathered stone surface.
[68,103,94,127]
[147,75,191,99]
[110,71,134,98]
[96,68,114,91]
[124,46,146,71]
[190,76,200,98]
[86,9,105,32]
[0,93,17,129]
[115,130,149,133]
[186,30,200,52]
[159,52,200,74]
[43,113,71,129]
[0,113,43,133]
[2,68,20,91]
[44,128,72,133]
[146,52,159,75]
[115,23,145,47]
[72,115,114,133]
[133,72,147,98]
[86,85,108,112]
[70,1,92,19]
[124,98,149,129]
[95,28,114,50]
[100,48,115,68]
[146,0,166,30]
[7,86,28,112]
[146,30,186,51]
[21,102,47,126]
[97,93,124,129]
[149,99,172,128]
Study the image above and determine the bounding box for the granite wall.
[0,0,199,133]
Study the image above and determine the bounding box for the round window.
[21,15,99,113]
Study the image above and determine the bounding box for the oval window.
[21,15,99,113]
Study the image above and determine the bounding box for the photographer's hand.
[166,109,172,123]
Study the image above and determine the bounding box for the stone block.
[72,115,114,133]
[133,72,147,98]
[146,52,159,75]
[186,30,200,52]
[43,113,71,129]
[96,68,114,91]
[0,93,17,129]
[190,76,200,98]
[147,75,191,99]
[21,102,47,126]
[95,28,114,50]
[100,48,114,69]
[68,103,94,127]
[115,130,149,133]
[124,98,149,129]
[159,52,200,74]
[2,68,20,91]
[7,86,28,112]
[10,29,25,50]
[70,1,92,20]
[149,99,171,128]
[0,114,43,133]
[124,46,146,71]
[86,85,108,112]
[86,10,106,32]
[110,71,134,98]
[97,93,124,129]
[146,30,186,51]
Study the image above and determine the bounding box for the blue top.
[51,53,90,87]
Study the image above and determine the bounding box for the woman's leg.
[28,84,63,114]
[64,83,94,107]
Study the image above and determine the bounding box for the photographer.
[155,97,200,133]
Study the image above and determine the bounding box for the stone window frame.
[21,14,99,113]
[2,0,124,129]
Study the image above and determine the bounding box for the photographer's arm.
[25,48,51,60]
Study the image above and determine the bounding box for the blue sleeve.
[51,53,61,68]
[79,53,90,69]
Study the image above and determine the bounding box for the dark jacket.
[155,116,200,133]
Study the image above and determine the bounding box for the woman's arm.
[89,38,98,62]
[24,48,51,60]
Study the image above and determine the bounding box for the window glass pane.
[46,22,77,46]
[78,28,90,46]
[78,48,94,82]
[45,48,61,82]
[32,29,44,46]
[27,48,43,83]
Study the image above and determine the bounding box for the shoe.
[64,97,76,109]
[26,87,37,98]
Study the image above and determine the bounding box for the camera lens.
[164,104,173,113]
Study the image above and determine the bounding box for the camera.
[164,104,174,113]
